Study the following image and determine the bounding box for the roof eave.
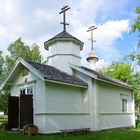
[1,58,44,90]
[70,64,98,79]
[97,78,132,90]
[44,38,84,50]
[70,65,132,90]
[0,59,20,90]
[45,78,88,88]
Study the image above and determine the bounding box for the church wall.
[10,66,38,97]
[34,79,47,132]
[46,41,81,74]
[74,70,98,131]
[39,114,89,134]
[10,69,23,97]
[47,42,81,57]
[45,82,88,113]
[35,82,90,133]
[9,65,46,132]
[47,55,81,74]
[98,81,135,130]
[12,70,48,133]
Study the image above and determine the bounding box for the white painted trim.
[20,58,44,80]
[45,79,87,88]
[15,80,37,87]
[70,64,98,79]
[19,84,34,95]
[35,113,89,115]
[99,112,134,115]
[132,92,136,127]
[87,77,94,131]
[92,79,100,131]
[70,64,132,90]
[97,78,132,89]
[120,93,129,97]
[1,59,20,90]
[1,58,44,90]
[47,54,82,59]
[45,37,84,50]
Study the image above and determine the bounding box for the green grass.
[0,129,140,140]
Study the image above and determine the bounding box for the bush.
[0,123,8,131]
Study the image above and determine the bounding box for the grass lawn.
[0,129,140,140]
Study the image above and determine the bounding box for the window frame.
[20,86,33,95]
[122,98,128,113]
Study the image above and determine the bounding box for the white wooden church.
[1,6,135,134]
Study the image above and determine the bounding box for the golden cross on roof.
[59,5,70,31]
[87,25,97,51]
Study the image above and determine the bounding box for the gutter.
[97,78,132,90]
[44,79,88,89]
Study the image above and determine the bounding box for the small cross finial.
[87,25,97,50]
[59,5,70,31]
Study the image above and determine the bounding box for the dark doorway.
[8,96,19,129]
[8,94,33,129]
[20,94,33,128]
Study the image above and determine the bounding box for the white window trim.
[20,85,34,95]
[121,98,128,113]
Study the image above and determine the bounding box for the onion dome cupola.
[86,25,99,70]
[44,5,84,74]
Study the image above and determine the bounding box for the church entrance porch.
[8,93,33,130]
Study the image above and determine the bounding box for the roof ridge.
[54,31,73,37]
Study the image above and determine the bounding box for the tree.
[0,37,43,114]
[5,37,31,71]
[0,91,9,114]
[100,62,133,83]
[131,6,140,46]
[130,72,140,115]
[0,51,8,114]
[0,51,4,82]
[124,53,140,66]
[29,43,42,63]
[123,6,140,73]
[5,37,42,72]
[101,61,140,115]
[124,6,140,109]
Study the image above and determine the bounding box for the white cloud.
[0,0,134,68]
[72,19,129,68]
[0,0,21,22]
[95,19,129,65]
[66,0,130,68]
[0,25,6,34]
[96,59,107,69]
[96,20,129,43]
[34,9,56,23]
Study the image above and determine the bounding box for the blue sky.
[0,0,140,68]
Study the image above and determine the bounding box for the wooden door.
[8,96,19,130]
[20,94,33,129]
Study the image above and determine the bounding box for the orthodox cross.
[59,5,70,31]
[87,25,97,50]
